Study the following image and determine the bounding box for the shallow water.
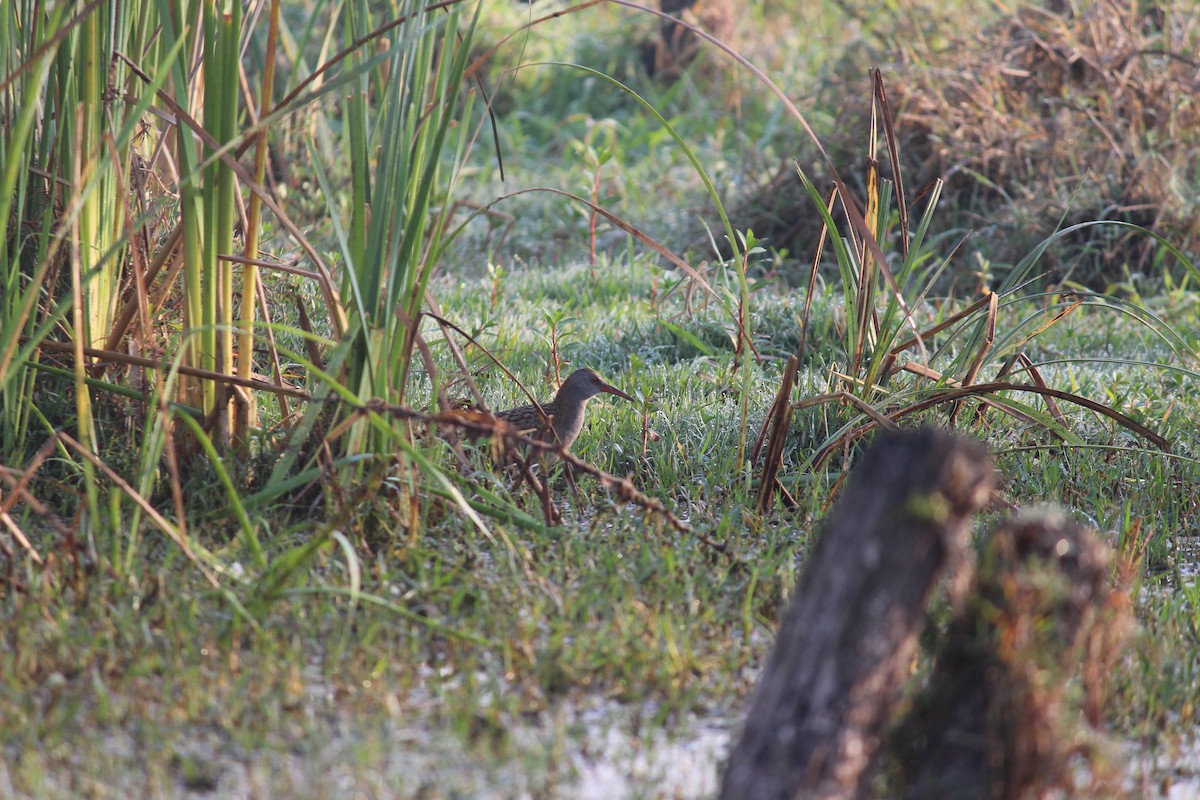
[565,708,731,799]
[1134,734,1200,799]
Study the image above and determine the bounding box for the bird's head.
[560,368,634,403]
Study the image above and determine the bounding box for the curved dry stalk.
[354,399,707,545]
[28,338,309,400]
[873,69,910,260]
[885,290,998,360]
[612,0,927,357]
[810,380,1170,474]
[0,452,71,565]
[420,310,546,411]
[754,355,800,512]
[793,391,903,432]
[470,186,723,305]
[0,508,42,565]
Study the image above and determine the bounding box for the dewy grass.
[5,262,1200,795]
[4,0,1200,796]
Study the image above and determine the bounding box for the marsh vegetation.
[2,0,1198,796]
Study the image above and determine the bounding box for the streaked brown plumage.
[495,368,633,451]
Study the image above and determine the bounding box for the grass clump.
[891,0,1200,285]
[711,0,1199,289]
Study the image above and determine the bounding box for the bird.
[494,368,634,453]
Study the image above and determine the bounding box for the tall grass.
[1,0,488,588]
[0,1,73,464]
[339,0,478,429]
[3,0,1192,609]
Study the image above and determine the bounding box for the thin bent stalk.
[234,0,282,447]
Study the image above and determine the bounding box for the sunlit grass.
[4,259,1197,793]
[3,0,1199,796]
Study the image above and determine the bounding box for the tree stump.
[892,508,1130,799]
[720,427,995,800]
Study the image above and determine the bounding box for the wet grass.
[5,253,1200,797]
[5,0,1200,797]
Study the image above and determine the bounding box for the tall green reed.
[333,0,479,460]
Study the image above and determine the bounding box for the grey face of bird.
[563,368,634,404]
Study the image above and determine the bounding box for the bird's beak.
[600,382,634,403]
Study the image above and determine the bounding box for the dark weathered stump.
[893,509,1129,799]
[720,427,995,800]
